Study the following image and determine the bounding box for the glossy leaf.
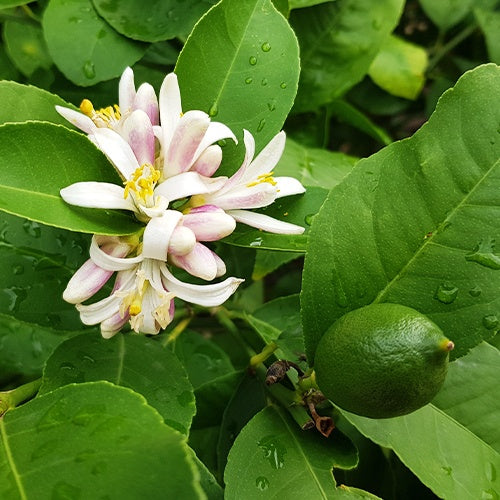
[0,212,91,329]
[0,122,141,234]
[176,0,300,161]
[3,20,52,77]
[252,250,302,280]
[290,0,405,112]
[93,0,216,42]
[276,137,357,188]
[342,342,500,499]
[191,449,224,500]
[222,187,327,252]
[0,382,203,499]
[419,0,473,31]
[40,333,196,434]
[301,64,500,363]
[476,8,500,64]
[224,405,358,499]
[368,35,428,100]
[43,0,146,86]
[0,82,77,126]
[289,0,332,8]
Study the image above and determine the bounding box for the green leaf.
[42,0,146,86]
[0,212,91,329]
[0,314,81,383]
[252,250,302,280]
[222,187,328,252]
[93,0,216,42]
[289,0,332,9]
[290,0,405,112]
[0,82,77,126]
[0,45,20,81]
[301,64,500,363]
[3,20,52,77]
[40,333,196,434]
[224,405,358,499]
[419,0,472,31]
[0,382,203,499]
[0,122,141,234]
[476,8,500,64]
[276,137,357,188]
[341,342,500,499]
[191,449,224,500]
[175,0,300,162]
[368,35,428,100]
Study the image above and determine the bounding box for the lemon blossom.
[67,233,243,337]
[190,129,306,234]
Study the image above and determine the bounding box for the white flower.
[190,130,306,234]
[69,234,244,337]
[55,67,159,135]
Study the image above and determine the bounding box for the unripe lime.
[314,303,454,419]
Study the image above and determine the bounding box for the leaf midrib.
[373,156,500,304]
[0,418,27,500]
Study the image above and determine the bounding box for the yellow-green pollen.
[123,164,161,205]
[246,172,277,188]
[80,98,121,127]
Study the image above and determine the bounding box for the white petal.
[142,210,183,261]
[193,121,237,160]
[183,208,236,241]
[169,242,218,281]
[89,128,140,180]
[161,264,244,307]
[55,106,96,134]
[191,145,222,177]
[211,250,227,277]
[159,73,182,151]
[275,176,306,198]
[134,82,159,125]
[119,67,136,113]
[164,110,210,177]
[121,109,155,166]
[205,183,277,210]
[227,209,305,234]
[101,311,129,338]
[244,130,286,181]
[90,235,143,271]
[77,295,121,325]
[138,196,169,219]
[60,182,135,211]
[154,171,227,202]
[168,226,196,256]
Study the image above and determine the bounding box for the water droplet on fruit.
[208,103,218,117]
[255,476,270,490]
[245,77,253,84]
[258,436,286,469]
[261,42,271,52]
[434,283,458,304]
[257,119,266,132]
[468,286,482,297]
[482,315,498,330]
[82,60,95,79]
[249,56,257,65]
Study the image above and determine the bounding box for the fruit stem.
[249,342,278,369]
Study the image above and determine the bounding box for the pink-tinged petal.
[154,171,227,202]
[211,250,226,277]
[275,176,306,198]
[169,242,218,281]
[63,241,130,304]
[134,82,159,125]
[191,145,222,177]
[118,66,136,113]
[183,208,236,241]
[89,128,139,180]
[60,182,135,211]
[205,183,276,210]
[193,121,237,159]
[101,311,130,338]
[219,129,255,192]
[243,130,285,180]
[76,295,121,325]
[121,110,155,166]
[168,226,196,256]
[55,106,96,134]
[159,73,182,150]
[160,264,243,307]
[227,209,305,234]
[89,235,143,271]
[164,110,210,177]
[142,210,183,261]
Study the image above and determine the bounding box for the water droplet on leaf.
[82,60,96,79]
[465,238,500,270]
[13,265,24,275]
[261,78,268,86]
[52,481,81,500]
[250,237,263,247]
[23,220,41,238]
[280,82,287,89]
[267,99,276,111]
[245,77,253,84]
[482,489,499,500]
[258,436,286,469]
[486,462,497,482]
[482,315,498,330]
[249,56,257,65]
[261,42,271,52]
[304,214,315,225]
[434,283,458,304]
[257,119,265,132]
[208,103,218,117]
[255,476,270,491]
[468,286,482,297]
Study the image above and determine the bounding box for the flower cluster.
[58,67,305,338]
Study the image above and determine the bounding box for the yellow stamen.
[80,99,94,116]
[246,172,277,188]
[123,164,161,204]
[80,98,121,127]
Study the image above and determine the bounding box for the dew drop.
[482,315,498,330]
[22,219,41,238]
[257,119,266,132]
[31,439,58,460]
[52,481,81,500]
[4,286,28,313]
[258,436,286,469]
[249,56,257,65]
[82,354,95,364]
[13,264,24,275]
[82,60,96,79]
[441,465,452,476]
[304,214,315,226]
[486,462,497,482]
[255,476,270,491]
[280,82,287,89]
[245,77,253,84]
[468,286,482,297]
[267,99,276,111]
[465,238,500,270]
[261,77,268,86]
[250,237,263,247]
[218,139,227,147]
[154,387,170,402]
[208,103,218,117]
[434,283,458,304]
[372,18,382,30]
[261,42,271,52]
[482,489,499,500]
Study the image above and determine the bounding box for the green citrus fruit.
[314,303,454,419]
